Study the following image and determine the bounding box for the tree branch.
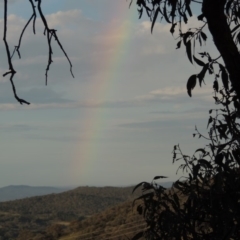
[3,0,74,104]
[36,0,74,85]
[3,0,30,105]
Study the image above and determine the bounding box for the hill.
[57,201,145,240]
[0,186,141,240]
[0,185,71,202]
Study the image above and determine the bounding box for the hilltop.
[0,185,72,202]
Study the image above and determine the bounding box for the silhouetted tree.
[3,0,74,105]
[130,1,240,239]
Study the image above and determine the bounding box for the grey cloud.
[118,119,189,129]
[0,124,36,133]
[0,80,72,105]
[150,107,211,115]
[19,87,73,104]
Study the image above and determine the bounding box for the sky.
[0,0,218,187]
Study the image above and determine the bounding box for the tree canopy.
[130,1,240,239]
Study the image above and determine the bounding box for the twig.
[36,0,74,85]
[3,0,30,105]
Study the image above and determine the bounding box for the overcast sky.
[0,0,217,187]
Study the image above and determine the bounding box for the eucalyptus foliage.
[131,1,240,239]
[133,89,240,239]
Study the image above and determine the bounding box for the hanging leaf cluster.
[129,0,240,97]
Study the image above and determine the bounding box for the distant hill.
[0,185,72,202]
[0,185,143,239]
[55,183,173,240]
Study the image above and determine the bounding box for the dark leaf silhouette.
[219,64,229,90]
[198,64,208,87]
[213,80,219,92]
[186,4,192,17]
[151,7,159,33]
[193,55,205,67]
[186,74,197,97]
[176,40,181,49]
[195,148,206,154]
[170,23,177,34]
[231,24,240,33]
[197,13,205,21]
[207,116,213,128]
[200,32,207,41]
[215,153,224,165]
[153,176,168,180]
[226,0,234,15]
[186,41,192,64]
[183,32,193,45]
[163,5,171,23]
[132,182,149,194]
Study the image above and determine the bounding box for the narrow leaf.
[129,0,133,8]
[193,55,205,66]
[200,32,207,41]
[197,13,205,21]
[186,74,197,97]
[195,148,206,154]
[163,5,171,23]
[219,64,229,90]
[153,176,168,180]
[170,23,177,35]
[183,31,193,45]
[213,80,219,92]
[198,64,208,87]
[176,40,181,49]
[231,24,240,33]
[151,7,159,33]
[186,40,192,64]
[183,13,188,23]
[132,182,149,193]
[226,0,234,16]
[186,5,192,17]
[207,116,212,128]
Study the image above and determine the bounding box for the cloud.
[0,124,35,133]
[0,84,214,111]
[0,6,217,110]
[136,86,213,103]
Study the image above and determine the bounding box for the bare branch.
[3,0,30,105]
[36,0,74,85]
[3,0,74,104]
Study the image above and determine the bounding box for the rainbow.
[70,2,137,185]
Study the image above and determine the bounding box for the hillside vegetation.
[0,186,141,240]
[57,201,146,240]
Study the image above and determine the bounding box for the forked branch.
[3,0,74,105]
